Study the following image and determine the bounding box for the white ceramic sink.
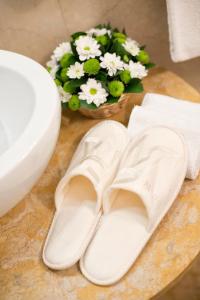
[0,50,61,217]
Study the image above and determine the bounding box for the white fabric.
[43,120,129,270]
[143,93,200,117]
[166,0,200,62]
[128,93,200,180]
[80,127,187,285]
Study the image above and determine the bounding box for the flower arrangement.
[47,24,154,115]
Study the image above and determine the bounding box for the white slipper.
[80,126,188,285]
[42,120,129,270]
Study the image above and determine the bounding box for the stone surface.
[0,68,200,300]
[159,255,200,300]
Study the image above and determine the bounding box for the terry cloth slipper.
[80,126,187,285]
[42,120,129,270]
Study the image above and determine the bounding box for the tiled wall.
[0,0,199,91]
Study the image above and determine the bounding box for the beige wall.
[0,0,199,91]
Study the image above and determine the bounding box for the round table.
[1,68,200,300]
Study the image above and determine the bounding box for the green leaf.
[125,79,144,93]
[110,40,128,58]
[107,95,119,104]
[96,71,107,82]
[140,45,146,50]
[60,53,76,68]
[70,41,78,57]
[104,35,112,52]
[100,81,109,92]
[95,23,111,30]
[99,44,106,55]
[113,27,119,33]
[80,100,97,110]
[106,23,111,30]
[55,67,62,82]
[71,31,86,40]
[95,24,103,29]
[64,78,86,93]
[62,102,68,110]
[70,78,86,88]
[122,27,127,35]
[145,62,155,69]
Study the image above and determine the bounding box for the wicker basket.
[79,94,130,119]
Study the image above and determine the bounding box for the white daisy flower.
[124,61,148,79]
[100,53,124,76]
[67,62,85,79]
[47,56,59,79]
[50,65,59,79]
[53,42,72,61]
[87,28,111,37]
[123,38,140,56]
[46,55,57,68]
[79,78,108,107]
[58,86,71,103]
[75,36,101,61]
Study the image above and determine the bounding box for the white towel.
[128,93,200,179]
[143,93,200,118]
[166,0,200,62]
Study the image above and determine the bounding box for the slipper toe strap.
[104,146,184,231]
[55,136,119,212]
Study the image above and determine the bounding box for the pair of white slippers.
[43,120,187,285]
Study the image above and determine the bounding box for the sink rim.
[0,50,60,178]
[0,64,36,155]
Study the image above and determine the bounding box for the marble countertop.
[1,68,200,300]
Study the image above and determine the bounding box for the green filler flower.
[136,50,150,64]
[60,53,76,68]
[120,70,131,84]
[68,95,80,111]
[83,58,100,75]
[108,80,125,97]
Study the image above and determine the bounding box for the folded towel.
[128,93,200,179]
[166,0,200,62]
[143,93,200,118]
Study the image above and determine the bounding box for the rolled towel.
[128,100,200,179]
[166,0,200,62]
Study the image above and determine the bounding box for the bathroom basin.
[0,50,61,217]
